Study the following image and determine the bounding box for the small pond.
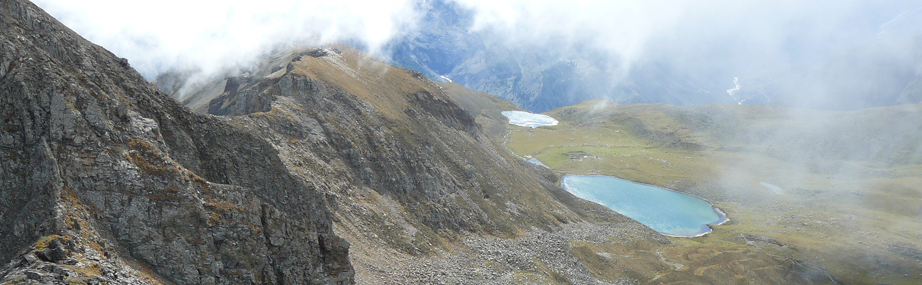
[501,111,558,128]
[561,175,727,237]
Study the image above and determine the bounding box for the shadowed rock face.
[0,1,351,284]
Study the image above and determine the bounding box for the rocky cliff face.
[0,0,351,283]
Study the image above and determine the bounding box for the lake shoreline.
[560,174,729,238]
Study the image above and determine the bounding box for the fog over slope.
[33,0,922,111]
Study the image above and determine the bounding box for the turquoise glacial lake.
[561,175,727,237]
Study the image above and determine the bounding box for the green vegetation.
[506,100,922,283]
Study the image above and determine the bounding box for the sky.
[33,0,922,104]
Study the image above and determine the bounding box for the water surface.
[561,175,726,237]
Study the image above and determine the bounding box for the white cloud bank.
[33,0,922,91]
[454,0,921,79]
[33,0,422,78]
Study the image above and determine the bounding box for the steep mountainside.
[163,43,673,283]
[438,82,521,139]
[1,1,351,283]
[1,1,680,284]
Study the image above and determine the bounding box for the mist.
[405,0,922,110]
[32,0,422,78]
[33,0,922,110]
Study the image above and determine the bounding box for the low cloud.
[33,0,922,109]
[34,0,422,78]
[453,0,922,104]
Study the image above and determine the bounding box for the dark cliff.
[0,0,351,283]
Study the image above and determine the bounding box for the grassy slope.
[257,47,588,238]
[506,100,922,284]
[439,82,522,139]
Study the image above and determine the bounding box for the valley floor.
[501,101,922,284]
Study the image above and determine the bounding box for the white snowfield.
[501,111,559,128]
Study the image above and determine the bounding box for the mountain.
[11,0,909,283]
[155,43,674,283]
[0,1,351,283]
[1,1,676,284]
[157,44,830,283]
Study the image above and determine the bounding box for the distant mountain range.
[382,0,922,112]
[382,0,726,112]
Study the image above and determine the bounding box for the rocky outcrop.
[0,0,351,284]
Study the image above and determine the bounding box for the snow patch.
[501,111,558,128]
[726,77,743,105]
